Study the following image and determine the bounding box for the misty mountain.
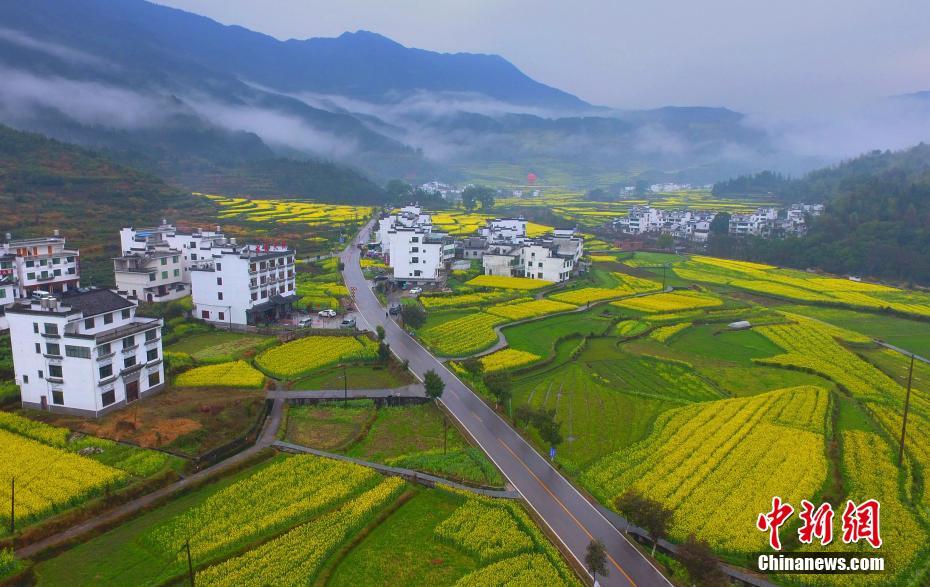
[0,0,783,190]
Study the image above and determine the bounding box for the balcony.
[97,351,115,362]
[44,354,64,365]
[46,376,64,384]
[121,345,138,354]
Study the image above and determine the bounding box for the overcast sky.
[153,0,929,114]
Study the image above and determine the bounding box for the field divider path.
[343,221,672,587]
[267,384,424,400]
[273,440,519,499]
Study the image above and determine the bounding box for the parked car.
[297,317,313,328]
[317,309,337,318]
[339,317,357,329]
[389,304,402,315]
[409,287,423,295]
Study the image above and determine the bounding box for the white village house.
[5,289,165,417]
[117,221,227,302]
[377,205,454,285]
[0,231,80,298]
[191,241,298,326]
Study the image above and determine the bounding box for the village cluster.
[375,205,584,285]
[614,203,824,241]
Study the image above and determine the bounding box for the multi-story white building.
[482,232,584,283]
[191,242,298,326]
[0,273,15,330]
[388,228,454,283]
[113,247,187,303]
[120,221,226,280]
[0,232,80,298]
[376,205,454,284]
[480,218,528,243]
[5,289,165,417]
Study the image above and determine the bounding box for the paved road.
[343,223,670,587]
[15,398,285,560]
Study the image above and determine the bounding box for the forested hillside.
[710,144,930,285]
[0,124,216,285]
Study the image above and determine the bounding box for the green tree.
[376,325,385,341]
[483,370,512,409]
[677,534,727,586]
[385,179,413,201]
[460,356,484,378]
[378,341,391,362]
[584,539,609,583]
[615,490,673,556]
[424,369,445,400]
[462,185,496,211]
[400,303,427,329]
[656,233,674,250]
[709,212,730,235]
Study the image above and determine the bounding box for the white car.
[409,287,423,295]
[317,309,337,318]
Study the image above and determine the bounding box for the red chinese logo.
[757,496,794,550]
[841,499,882,548]
[798,500,834,545]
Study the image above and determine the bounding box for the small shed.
[728,320,751,330]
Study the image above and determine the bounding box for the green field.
[33,454,573,586]
[284,401,503,487]
[326,489,476,586]
[291,362,415,390]
[165,331,274,362]
[780,304,930,356]
[500,308,616,358]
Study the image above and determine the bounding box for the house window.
[173,269,180,277]
[216,277,222,286]
[84,317,95,329]
[101,390,115,406]
[52,390,64,405]
[66,256,75,263]
[66,345,91,359]
[124,356,136,369]
[149,273,156,282]
[22,375,28,384]
[414,270,422,277]
[121,309,130,319]
[251,292,258,301]
[201,310,210,319]
[45,343,61,356]
[538,272,543,279]
[49,364,62,378]
[216,262,222,271]
[173,256,179,263]
[411,257,419,264]
[411,237,419,243]
[25,260,34,268]
[104,313,113,324]
[160,257,167,266]
[217,292,223,301]
[33,322,38,333]
[148,372,160,388]
[191,253,198,261]
[260,290,268,299]
[146,348,158,362]
[145,329,157,342]
[218,311,225,321]
[38,370,43,379]
[53,269,61,276]
[44,323,59,335]
[99,343,111,355]
[161,271,168,280]
[99,364,113,379]
[52,257,61,265]
[122,335,135,349]
[0,289,4,299]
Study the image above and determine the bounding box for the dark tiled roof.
[61,289,133,317]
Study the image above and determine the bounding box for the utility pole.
[185,539,195,587]
[899,353,915,465]
[443,416,448,454]
[342,363,348,405]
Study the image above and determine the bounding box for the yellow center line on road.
[497,439,636,587]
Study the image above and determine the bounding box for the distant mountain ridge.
[0,0,782,190]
